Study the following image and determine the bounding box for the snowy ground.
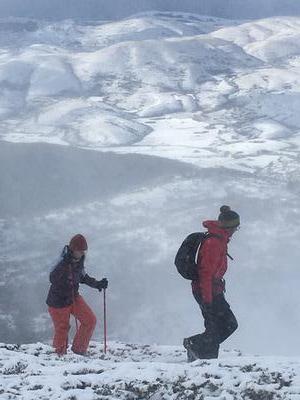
[0,341,299,400]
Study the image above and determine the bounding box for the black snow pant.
[187,292,238,359]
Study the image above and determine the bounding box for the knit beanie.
[218,205,240,229]
[69,234,88,251]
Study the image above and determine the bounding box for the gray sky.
[1,0,300,20]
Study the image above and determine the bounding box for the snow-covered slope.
[0,341,298,399]
[1,13,300,179]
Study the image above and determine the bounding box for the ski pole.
[103,289,107,354]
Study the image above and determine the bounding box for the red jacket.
[192,220,232,304]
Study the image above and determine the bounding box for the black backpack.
[174,232,213,280]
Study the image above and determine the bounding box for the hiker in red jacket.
[183,206,240,361]
[46,234,108,356]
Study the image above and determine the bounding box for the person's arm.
[198,237,222,304]
[80,270,108,291]
[80,271,98,288]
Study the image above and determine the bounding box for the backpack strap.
[204,232,222,241]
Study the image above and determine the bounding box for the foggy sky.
[1,0,300,20]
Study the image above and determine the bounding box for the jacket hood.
[202,220,232,241]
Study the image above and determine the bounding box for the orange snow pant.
[48,295,97,355]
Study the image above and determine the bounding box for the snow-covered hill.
[0,341,298,399]
[1,13,300,178]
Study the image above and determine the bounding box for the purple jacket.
[46,252,98,308]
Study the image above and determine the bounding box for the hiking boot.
[183,335,219,360]
[71,347,86,356]
[183,337,199,362]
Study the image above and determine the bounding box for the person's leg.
[197,297,220,359]
[48,306,71,355]
[183,291,220,360]
[71,295,97,354]
[213,295,238,344]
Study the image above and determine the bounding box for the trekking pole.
[103,289,107,354]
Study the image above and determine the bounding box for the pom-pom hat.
[218,205,240,229]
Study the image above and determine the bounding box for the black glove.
[96,278,108,291]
